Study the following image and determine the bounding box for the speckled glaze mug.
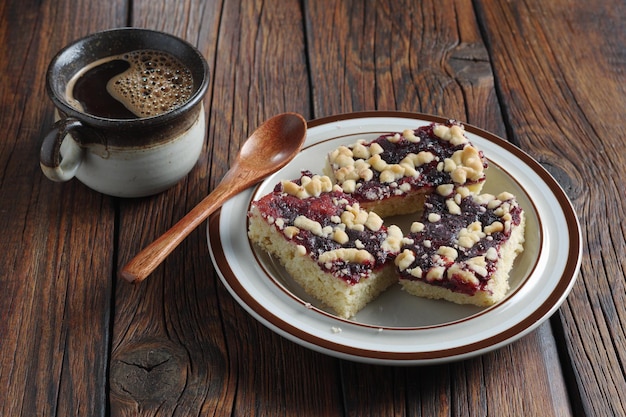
[40,28,209,198]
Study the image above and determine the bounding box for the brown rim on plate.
[208,111,582,362]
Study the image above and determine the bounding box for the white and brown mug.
[40,28,209,197]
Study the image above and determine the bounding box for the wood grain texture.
[2,0,623,415]
[0,0,126,416]
[475,0,626,415]
[111,0,230,412]
[304,0,571,416]
[112,0,314,415]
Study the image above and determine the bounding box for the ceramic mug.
[40,28,209,198]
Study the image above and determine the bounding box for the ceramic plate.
[208,111,581,365]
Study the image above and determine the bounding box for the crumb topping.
[326,121,487,204]
[249,122,526,309]
[394,187,524,295]
[251,171,401,284]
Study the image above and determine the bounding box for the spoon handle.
[119,173,239,283]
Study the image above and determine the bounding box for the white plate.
[208,111,582,365]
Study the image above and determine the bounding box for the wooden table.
[2,0,624,415]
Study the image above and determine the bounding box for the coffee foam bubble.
[106,50,194,118]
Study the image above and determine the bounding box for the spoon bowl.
[120,112,307,283]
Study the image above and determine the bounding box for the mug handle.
[40,117,84,182]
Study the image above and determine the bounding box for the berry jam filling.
[253,174,396,285]
[348,123,487,203]
[399,192,523,295]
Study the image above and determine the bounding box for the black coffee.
[66,50,194,119]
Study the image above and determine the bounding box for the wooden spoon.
[120,112,307,283]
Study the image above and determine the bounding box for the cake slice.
[395,184,525,307]
[324,121,488,218]
[248,172,403,318]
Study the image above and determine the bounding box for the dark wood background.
[1,0,624,415]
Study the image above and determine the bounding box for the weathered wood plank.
[0,0,125,416]
[7,0,620,414]
[475,0,626,415]
[110,1,232,415]
[111,0,323,416]
[304,0,572,416]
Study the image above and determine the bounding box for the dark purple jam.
[253,172,396,285]
[348,122,487,203]
[399,191,522,294]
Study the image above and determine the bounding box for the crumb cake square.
[248,172,403,319]
[324,121,488,218]
[395,185,526,307]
